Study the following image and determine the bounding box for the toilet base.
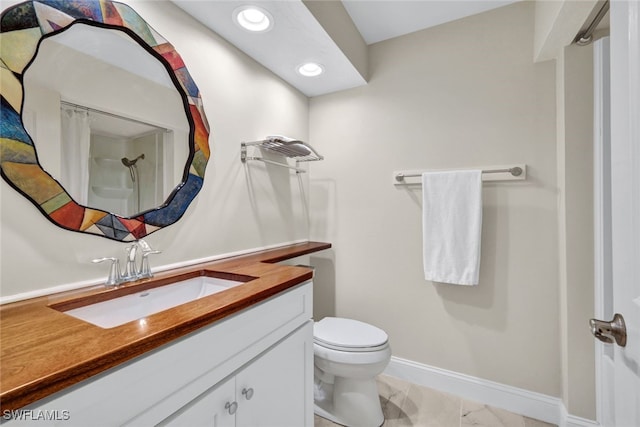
[314,404,347,426]
[314,377,384,427]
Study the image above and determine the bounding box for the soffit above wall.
[170,0,367,97]
[169,0,522,98]
[533,0,601,62]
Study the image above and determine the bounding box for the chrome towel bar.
[393,165,526,184]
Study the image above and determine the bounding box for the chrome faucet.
[92,257,124,287]
[123,242,140,281]
[92,240,160,287]
[138,239,161,278]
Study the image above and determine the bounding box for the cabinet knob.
[225,401,238,415]
[242,387,254,400]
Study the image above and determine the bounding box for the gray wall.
[557,42,596,419]
[309,0,578,409]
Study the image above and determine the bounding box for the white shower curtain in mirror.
[61,108,91,205]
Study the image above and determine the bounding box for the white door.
[594,1,640,426]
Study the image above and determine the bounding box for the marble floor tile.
[377,374,412,425]
[523,416,557,427]
[314,375,557,427]
[387,382,461,427]
[314,414,341,427]
[461,400,526,427]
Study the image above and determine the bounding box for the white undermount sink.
[62,274,249,329]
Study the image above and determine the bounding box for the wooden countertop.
[0,241,331,411]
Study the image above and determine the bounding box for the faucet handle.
[139,249,161,278]
[123,244,140,280]
[92,257,123,287]
[136,239,160,278]
[137,239,160,254]
[138,239,152,252]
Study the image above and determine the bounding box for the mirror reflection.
[22,23,190,218]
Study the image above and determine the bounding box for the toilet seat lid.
[314,317,388,349]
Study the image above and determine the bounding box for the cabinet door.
[235,322,313,427]
[158,376,236,427]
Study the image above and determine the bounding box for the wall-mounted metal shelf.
[241,136,323,173]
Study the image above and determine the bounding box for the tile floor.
[314,375,557,427]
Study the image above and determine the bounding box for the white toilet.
[313,317,391,427]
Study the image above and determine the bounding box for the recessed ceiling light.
[233,5,273,32]
[297,62,324,77]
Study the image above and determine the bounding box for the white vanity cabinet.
[158,376,236,427]
[8,282,313,427]
[235,323,310,427]
[159,322,310,427]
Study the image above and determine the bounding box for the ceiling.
[169,1,520,97]
[342,0,519,45]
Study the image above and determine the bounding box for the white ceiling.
[171,0,520,97]
[342,0,520,45]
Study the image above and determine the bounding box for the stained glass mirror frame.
[0,0,210,242]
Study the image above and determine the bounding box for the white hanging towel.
[422,170,483,285]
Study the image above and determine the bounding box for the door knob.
[225,401,238,415]
[242,387,254,400]
[589,313,627,347]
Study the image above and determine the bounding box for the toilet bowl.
[313,317,391,427]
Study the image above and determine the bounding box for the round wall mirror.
[0,0,210,241]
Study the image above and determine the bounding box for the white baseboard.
[561,405,601,427]
[383,356,599,427]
